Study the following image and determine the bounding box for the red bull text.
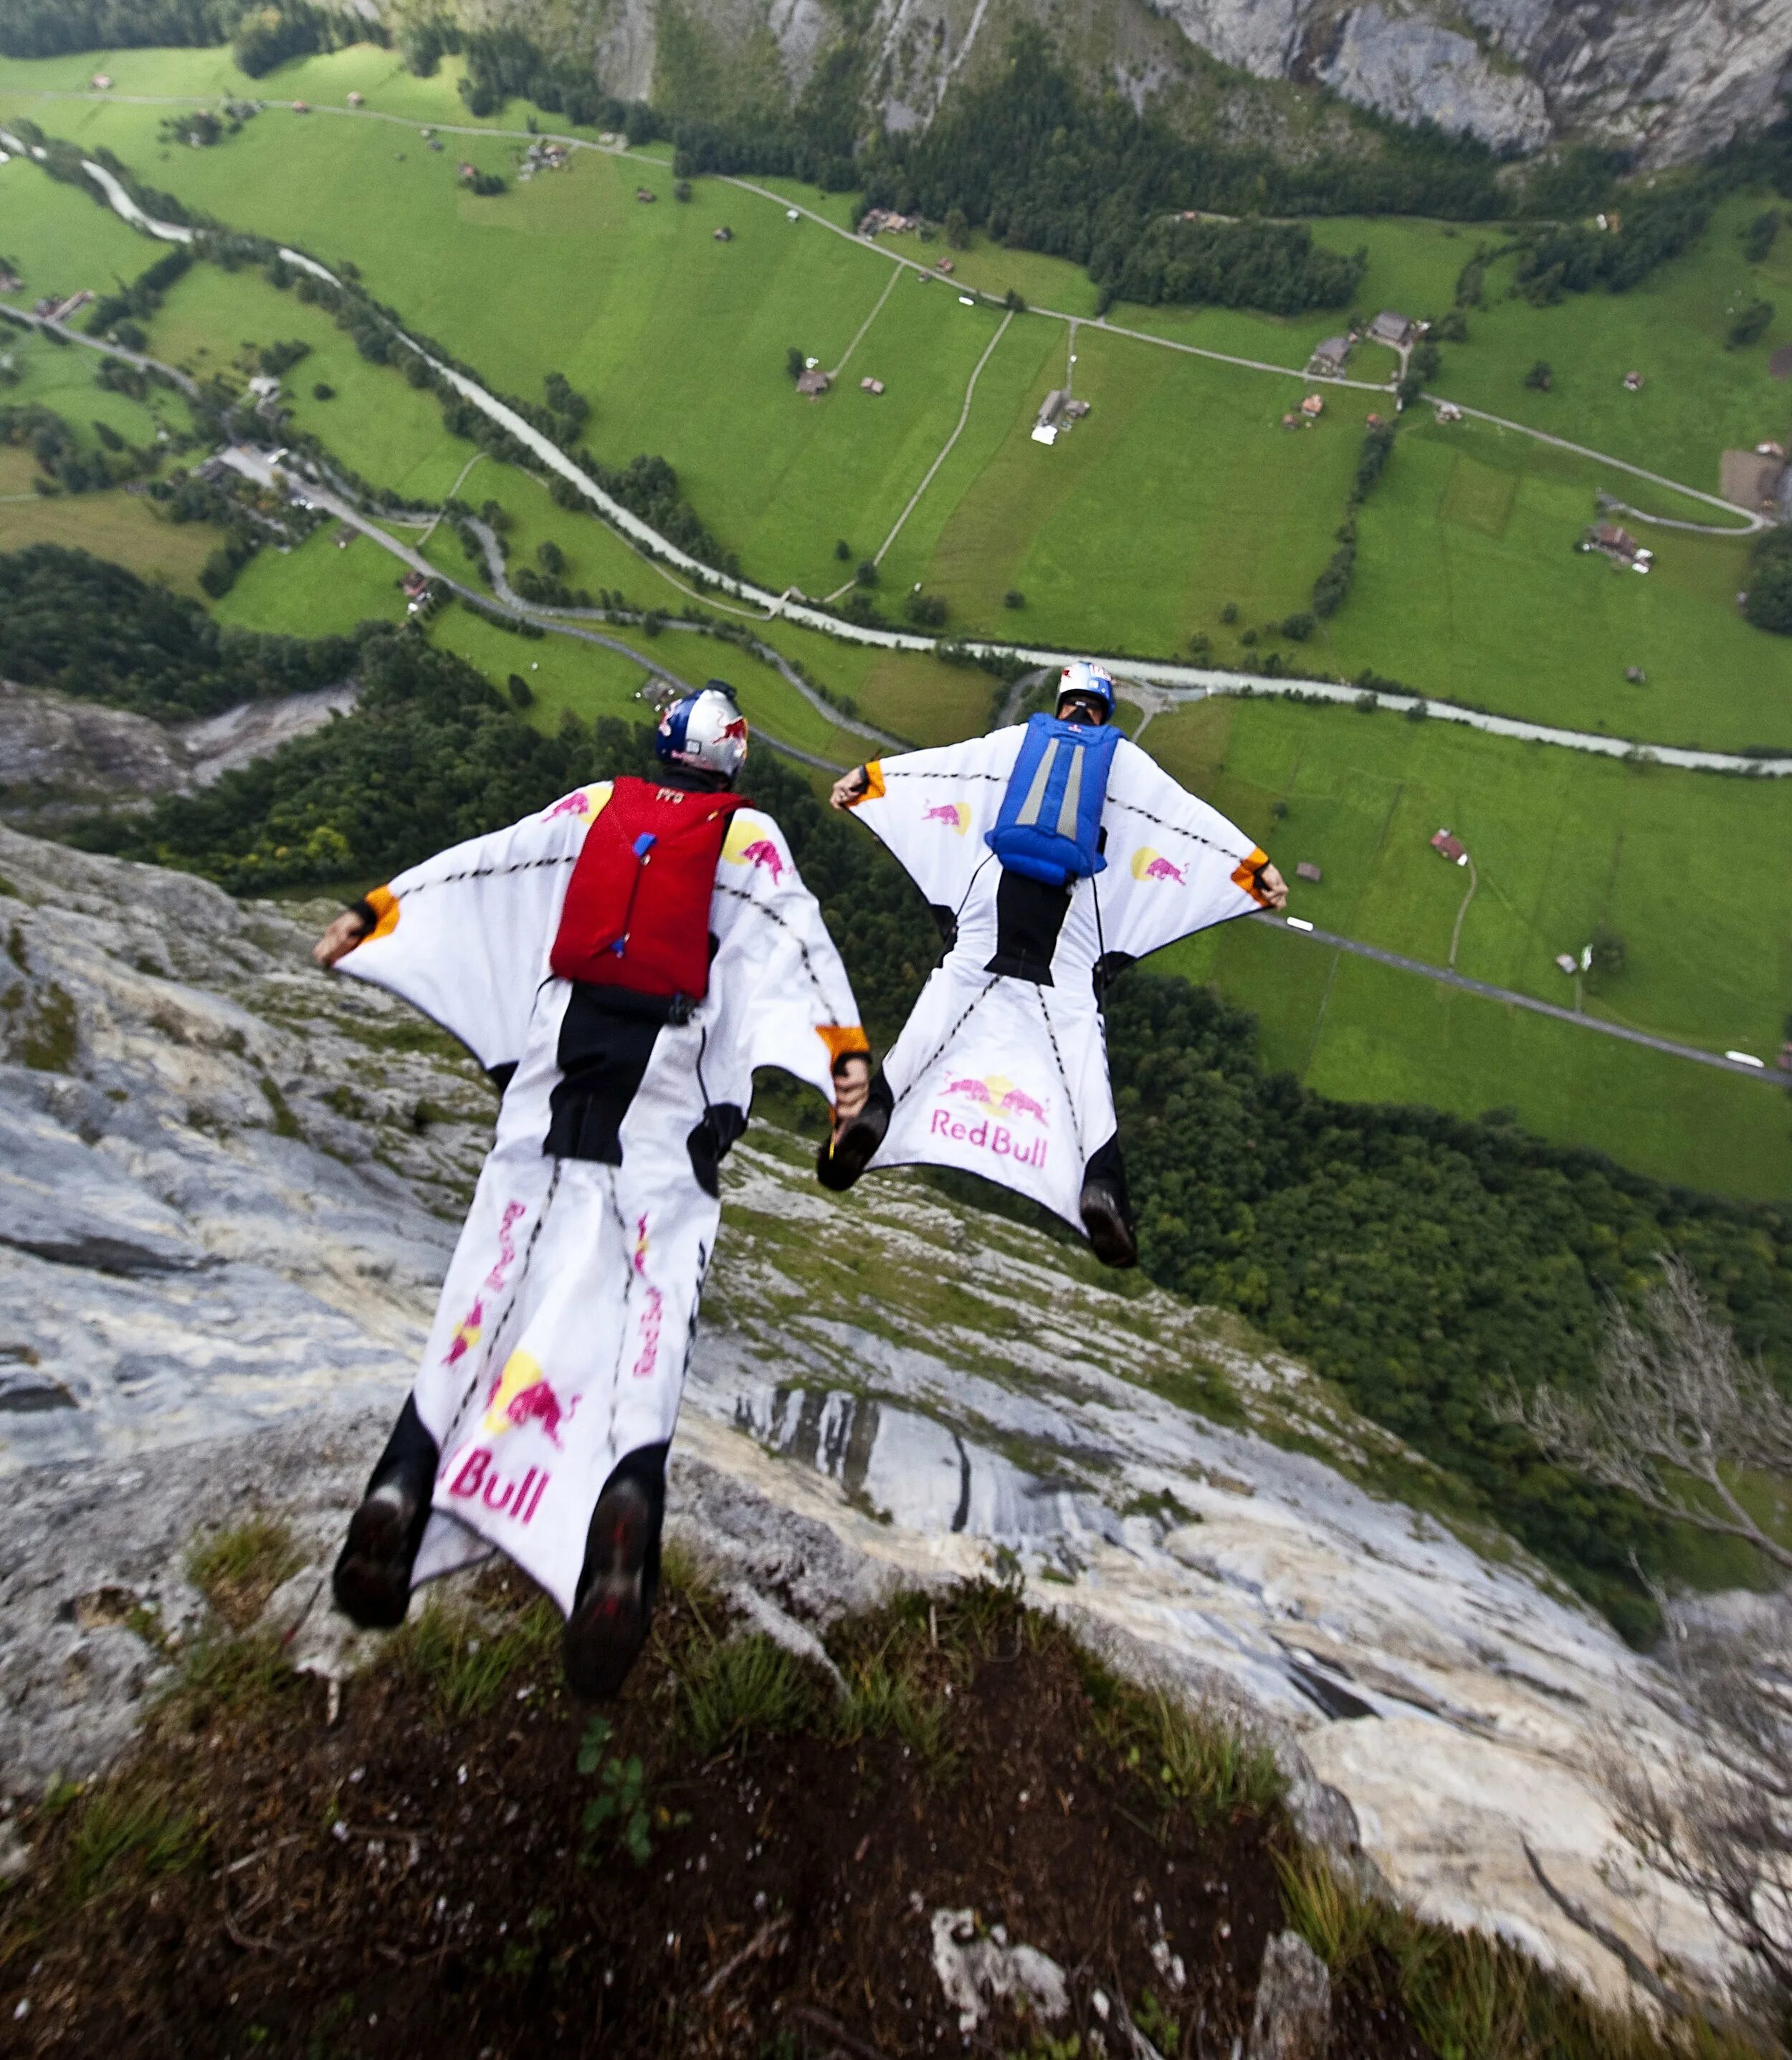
[447,1447,549,1523]
[928,1107,1049,1169]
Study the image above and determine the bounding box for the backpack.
[550,777,748,1005]
[985,714,1121,887]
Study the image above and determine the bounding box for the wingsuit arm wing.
[332,784,612,1073]
[714,811,867,1104]
[840,730,1021,916]
[1096,740,1274,962]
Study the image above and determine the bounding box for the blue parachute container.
[985,713,1122,886]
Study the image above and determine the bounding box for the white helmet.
[1056,661,1115,719]
[655,681,748,781]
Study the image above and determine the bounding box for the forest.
[62,628,1792,1636]
[0,545,371,719]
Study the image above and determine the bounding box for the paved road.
[0,302,201,398]
[1253,912,1787,1084]
[9,90,1763,531]
[14,136,1792,777]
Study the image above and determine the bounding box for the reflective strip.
[1054,744,1083,840]
[1014,740,1057,828]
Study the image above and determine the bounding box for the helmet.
[656,681,748,781]
[1056,661,1115,720]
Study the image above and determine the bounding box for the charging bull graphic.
[942,1074,1050,1124]
[1131,847,1188,885]
[924,802,971,835]
[482,1349,573,1449]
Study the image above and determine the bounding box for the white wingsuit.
[335,781,866,1614]
[841,723,1274,1234]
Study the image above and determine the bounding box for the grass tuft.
[186,1513,302,1631]
[675,1629,819,1756]
[391,1595,561,1722]
[65,1784,206,1907]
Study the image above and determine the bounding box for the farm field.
[209,520,411,635]
[1146,696,1792,1198]
[0,446,216,591]
[3,57,1786,755]
[0,41,1788,1195]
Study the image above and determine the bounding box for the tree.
[1524,360,1553,391]
[538,539,566,574]
[904,590,948,626]
[854,559,878,588]
[1743,209,1781,265]
[943,205,969,249]
[312,381,334,400]
[834,538,852,561]
[673,178,692,203]
[785,346,805,383]
[1589,925,1626,976]
[1003,588,1025,609]
[1727,299,1775,351]
[1497,1258,1792,1574]
[1744,530,1792,635]
[1219,601,1238,624]
[1279,611,1315,642]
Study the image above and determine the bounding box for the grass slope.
[1148,696,1792,1198]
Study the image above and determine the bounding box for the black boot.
[333,1395,439,1630]
[563,1443,667,1701]
[1080,1134,1138,1269]
[816,1067,893,1192]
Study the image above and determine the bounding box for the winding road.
[5,113,1789,1086]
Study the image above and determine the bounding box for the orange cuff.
[849,760,885,808]
[1231,849,1273,907]
[816,1024,871,1070]
[364,884,401,942]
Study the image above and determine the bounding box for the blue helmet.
[1056,662,1115,720]
[655,681,748,780]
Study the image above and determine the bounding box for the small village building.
[1037,390,1067,430]
[334,525,356,548]
[1555,953,1579,976]
[1281,411,1300,429]
[1300,394,1324,419]
[1366,412,1385,427]
[1430,829,1468,866]
[1778,1044,1792,1073]
[1370,311,1419,348]
[713,226,733,242]
[1757,440,1786,459]
[1308,336,1351,376]
[1586,522,1652,571]
[795,367,831,396]
[1296,862,1322,884]
[292,102,310,113]
[1435,401,1463,423]
[786,207,800,221]
[458,162,477,180]
[858,208,918,237]
[1623,370,1644,391]
[0,272,20,294]
[1626,665,1646,683]
[402,572,432,612]
[347,90,364,108]
[859,376,885,394]
[935,257,955,274]
[91,72,113,89]
[247,374,281,401]
[1062,399,1090,420]
[636,187,657,203]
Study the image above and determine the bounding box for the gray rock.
[1247,1930,1333,2060]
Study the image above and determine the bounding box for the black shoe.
[333,1477,432,1629]
[816,1074,891,1193]
[1080,1178,1138,1269]
[563,1476,660,1702]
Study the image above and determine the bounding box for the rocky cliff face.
[0,819,1743,2006]
[429,0,1791,165]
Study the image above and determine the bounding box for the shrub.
[1727,297,1775,350]
[1003,588,1025,609]
[1524,359,1553,391]
[507,672,533,707]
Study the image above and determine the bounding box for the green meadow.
[0,41,1788,1194]
[1146,695,1792,1198]
[7,54,1786,755]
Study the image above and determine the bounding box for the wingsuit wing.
[334,783,613,1073]
[712,809,868,1102]
[842,729,1022,915]
[1095,738,1274,961]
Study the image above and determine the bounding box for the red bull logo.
[923,802,970,836]
[481,1349,574,1449]
[447,1447,549,1525]
[928,1105,1049,1170]
[940,1074,1050,1125]
[483,1200,527,1290]
[444,1297,482,1366]
[740,838,785,884]
[1131,847,1188,885]
[542,788,593,821]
